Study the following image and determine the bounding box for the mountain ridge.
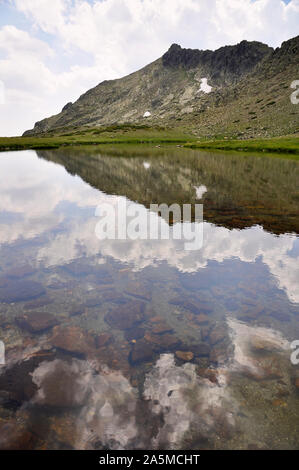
[23,36,299,138]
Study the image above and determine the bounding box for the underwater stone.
[105,301,145,330]
[0,280,45,303]
[124,327,145,342]
[24,296,53,310]
[95,333,113,348]
[175,351,194,362]
[125,281,152,301]
[0,421,35,450]
[144,332,181,352]
[129,339,156,365]
[50,325,96,357]
[150,322,173,335]
[16,312,59,333]
[209,325,228,346]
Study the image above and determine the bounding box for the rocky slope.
[24,36,299,138]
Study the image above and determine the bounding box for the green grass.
[184,136,299,158]
[0,126,196,151]
[0,127,298,158]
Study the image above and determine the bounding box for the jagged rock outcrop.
[162,41,272,80]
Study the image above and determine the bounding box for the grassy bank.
[0,126,195,151]
[0,126,298,157]
[184,135,299,156]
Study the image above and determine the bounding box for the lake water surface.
[0,146,298,450]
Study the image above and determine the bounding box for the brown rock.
[105,301,145,330]
[0,421,34,450]
[49,415,77,449]
[124,327,145,341]
[144,332,181,352]
[50,325,96,357]
[194,313,210,325]
[209,325,227,345]
[170,296,212,314]
[0,280,45,303]
[102,290,127,304]
[197,367,219,384]
[129,339,156,365]
[95,333,112,348]
[210,343,231,365]
[175,351,194,362]
[169,297,201,314]
[250,336,281,353]
[295,378,299,390]
[149,315,164,323]
[16,312,59,333]
[189,342,211,357]
[125,281,151,301]
[151,322,173,335]
[24,296,53,310]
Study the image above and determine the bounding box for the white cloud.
[0,150,298,303]
[0,0,298,135]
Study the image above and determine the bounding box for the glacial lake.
[0,145,298,450]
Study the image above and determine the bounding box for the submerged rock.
[150,321,173,335]
[209,324,228,346]
[194,313,211,325]
[0,280,45,303]
[85,297,101,308]
[124,327,145,342]
[95,333,113,348]
[175,351,194,362]
[24,296,53,310]
[250,335,283,353]
[129,339,156,365]
[144,332,181,352]
[102,290,127,304]
[0,421,35,450]
[105,301,145,330]
[69,304,86,316]
[169,297,201,314]
[189,342,211,357]
[50,325,96,357]
[16,312,59,333]
[125,281,152,301]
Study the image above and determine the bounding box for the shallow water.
[0,146,298,450]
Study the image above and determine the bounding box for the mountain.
[24,36,299,138]
[37,145,299,235]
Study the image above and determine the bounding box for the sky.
[0,0,298,136]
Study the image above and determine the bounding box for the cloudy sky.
[0,0,298,136]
